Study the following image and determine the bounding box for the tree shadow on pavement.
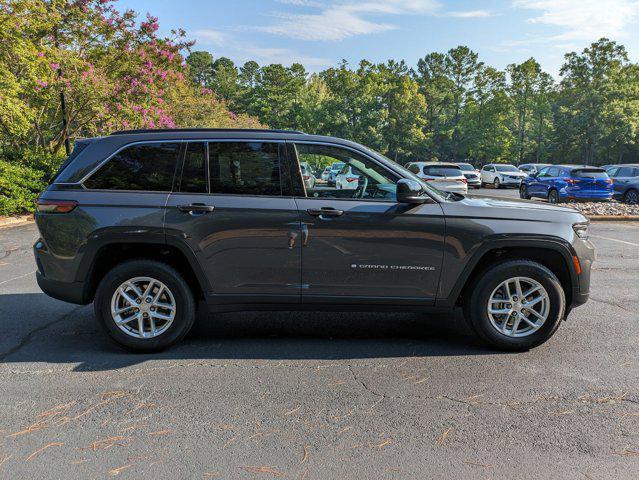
[0,294,499,372]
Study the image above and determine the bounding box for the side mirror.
[397,179,429,204]
[529,172,537,178]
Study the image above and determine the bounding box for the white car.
[405,162,468,194]
[320,166,331,182]
[300,162,316,189]
[481,164,527,188]
[327,162,346,186]
[455,162,482,189]
[334,165,360,190]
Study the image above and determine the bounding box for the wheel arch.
[439,238,578,309]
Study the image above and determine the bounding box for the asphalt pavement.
[0,219,638,479]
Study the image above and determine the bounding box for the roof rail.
[110,128,306,135]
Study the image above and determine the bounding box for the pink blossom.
[36,79,48,88]
[37,52,45,58]
[49,62,60,70]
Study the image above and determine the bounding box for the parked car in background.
[455,163,481,189]
[300,162,316,189]
[405,162,468,194]
[606,164,639,204]
[519,163,551,176]
[520,165,613,203]
[481,164,527,188]
[321,166,331,182]
[327,162,345,186]
[334,165,360,190]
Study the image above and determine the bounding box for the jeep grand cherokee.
[34,129,594,352]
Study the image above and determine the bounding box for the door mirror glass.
[396,179,429,204]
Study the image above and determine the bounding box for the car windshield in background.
[495,165,519,172]
[457,164,475,171]
[571,169,608,178]
[331,163,345,170]
[424,166,462,176]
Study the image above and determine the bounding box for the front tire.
[94,259,196,352]
[519,184,531,199]
[548,189,560,204]
[466,260,565,351]
[493,178,501,189]
[624,189,639,205]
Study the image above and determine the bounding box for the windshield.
[330,163,345,171]
[457,163,475,171]
[495,165,519,172]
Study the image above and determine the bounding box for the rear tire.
[466,260,565,351]
[94,259,196,352]
[624,189,639,205]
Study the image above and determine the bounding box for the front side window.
[85,142,180,191]
[295,143,397,201]
[537,167,551,177]
[208,142,281,196]
[547,167,560,177]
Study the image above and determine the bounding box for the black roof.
[110,128,306,136]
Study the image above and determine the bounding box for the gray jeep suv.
[34,129,594,352]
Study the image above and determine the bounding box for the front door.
[164,140,302,304]
[290,142,445,304]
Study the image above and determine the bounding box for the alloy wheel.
[110,277,176,339]
[486,276,550,338]
[626,190,639,205]
[494,178,500,189]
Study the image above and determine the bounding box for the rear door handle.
[307,207,344,217]
[177,203,215,214]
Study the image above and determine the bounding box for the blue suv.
[520,165,613,203]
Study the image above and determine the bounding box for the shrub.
[0,159,48,216]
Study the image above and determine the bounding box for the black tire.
[465,260,566,351]
[548,189,560,204]
[624,189,639,205]
[519,184,531,199]
[493,178,501,189]
[94,259,196,352]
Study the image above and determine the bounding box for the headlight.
[572,223,589,239]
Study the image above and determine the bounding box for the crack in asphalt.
[347,364,385,400]
[0,305,85,361]
[590,297,637,315]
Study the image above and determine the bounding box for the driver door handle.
[307,207,344,217]
[177,203,215,214]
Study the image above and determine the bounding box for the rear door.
[164,140,302,304]
[290,142,445,304]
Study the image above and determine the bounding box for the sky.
[117,0,639,76]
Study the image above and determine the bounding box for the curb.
[588,215,639,222]
[0,215,34,229]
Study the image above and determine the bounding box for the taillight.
[302,175,310,180]
[36,199,78,213]
[565,178,577,184]
[346,177,357,183]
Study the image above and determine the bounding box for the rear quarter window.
[84,142,180,191]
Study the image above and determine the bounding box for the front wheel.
[465,260,566,351]
[94,259,196,352]
[519,184,531,199]
[624,189,639,205]
[493,178,501,189]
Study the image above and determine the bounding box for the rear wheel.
[466,260,565,351]
[94,259,196,352]
[493,178,501,189]
[624,189,639,205]
[548,189,560,204]
[519,184,531,199]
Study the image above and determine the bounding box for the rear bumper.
[561,190,613,201]
[36,271,89,305]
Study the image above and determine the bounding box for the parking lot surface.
[0,220,638,479]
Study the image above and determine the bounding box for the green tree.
[186,51,214,86]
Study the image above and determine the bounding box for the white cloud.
[194,29,228,46]
[258,0,491,41]
[242,46,332,67]
[513,0,639,41]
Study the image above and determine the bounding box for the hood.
[441,194,587,223]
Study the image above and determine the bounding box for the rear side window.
[85,142,180,191]
[571,168,608,179]
[208,142,281,196]
[179,142,208,193]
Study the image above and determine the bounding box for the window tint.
[208,142,281,196]
[547,167,560,176]
[617,167,635,177]
[295,144,397,201]
[407,164,421,174]
[179,142,207,193]
[495,165,519,172]
[423,166,462,177]
[537,167,551,177]
[457,163,474,171]
[571,168,608,179]
[606,167,619,177]
[85,142,179,191]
